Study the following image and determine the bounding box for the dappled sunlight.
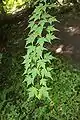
[64,26,80,36]
[53,17,80,62]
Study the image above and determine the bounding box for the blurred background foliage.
[0,0,35,14]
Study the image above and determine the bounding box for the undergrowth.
[0,52,80,120]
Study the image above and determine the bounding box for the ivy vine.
[23,0,58,100]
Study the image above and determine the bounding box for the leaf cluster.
[23,0,58,100]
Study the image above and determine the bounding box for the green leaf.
[46,34,57,42]
[33,3,44,14]
[37,59,46,69]
[26,33,37,45]
[23,76,34,87]
[41,13,51,19]
[28,87,38,98]
[27,21,34,28]
[23,63,30,75]
[48,17,58,24]
[38,20,47,27]
[34,14,41,21]
[30,52,37,62]
[23,58,31,75]
[29,13,38,21]
[46,34,53,43]
[35,26,43,36]
[38,86,51,99]
[22,56,31,64]
[44,52,53,63]
[27,46,35,55]
[47,67,53,72]
[41,68,52,79]
[37,37,47,46]
[40,78,47,86]
[47,26,58,33]
[30,24,38,33]
[30,67,40,79]
[36,46,43,58]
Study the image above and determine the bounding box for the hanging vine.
[23,0,58,100]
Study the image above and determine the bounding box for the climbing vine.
[23,0,58,100]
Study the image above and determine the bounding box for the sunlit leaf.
[46,34,53,43]
[49,17,58,24]
[28,87,38,98]
[44,52,53,63]
[27,21,34,28]
[40,78,47,86]
[46,34,57,42]
[37,37,47,46]
[38,20,47,27]
[36,46,43,57]
[41,68,52,79]
[35,26,43,36]
[47,26,58,33]
[30,24,38,33]
[38,86,51,99]
[37,59,46,69]
[27,46,36,55]
[23,76,34,87]
[26,33,37,45]
[30,67,40,79]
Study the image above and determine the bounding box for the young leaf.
[30,24,38,33]
[23,76,34,87]
[27,46,35,54]
[44,52,53,63]
[28,87,38,98]
[40,78,47,86]
[26,33,37,45]
[37,59,46,69]
[46,34,54,43]
[49,17,58,24]
[30,67,40,79]
[38,19,47,27]
[37,37,47,46]
[47,26,57,33]
[29,13,38,21]
[36,46,43,57]
[41,68,52,79]
[27,21,34,29]
[35,26,43,36]
[38,86,51,99]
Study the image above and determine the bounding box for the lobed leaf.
[28,87,38,98]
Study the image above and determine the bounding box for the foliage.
[23,0,58,100]
[0,0,35,13]
[0,0,80,120]
[0,53,2,64]
[0,53,80,120]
